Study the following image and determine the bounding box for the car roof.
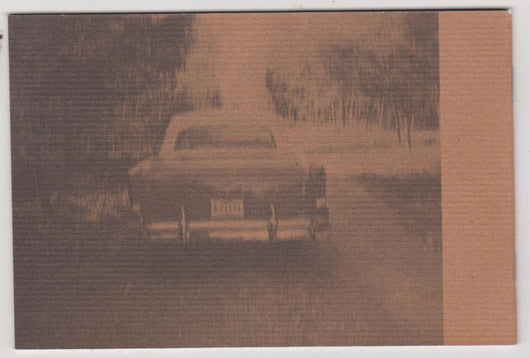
[159,108,286,156]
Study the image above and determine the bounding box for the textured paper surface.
[439,10,516,345]
[8,10,514,348]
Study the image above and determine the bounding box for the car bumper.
[146,217,316,242]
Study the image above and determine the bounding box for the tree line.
[265,12,440,148]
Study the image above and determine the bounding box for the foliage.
[10,14,205,199]
[265,12,439,146]
[10,15,200,166]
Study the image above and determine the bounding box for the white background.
[0,1,528,357]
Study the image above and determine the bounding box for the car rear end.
[130,161,329,244]
[128,120,329,243]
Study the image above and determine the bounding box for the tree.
[9,14,196,207]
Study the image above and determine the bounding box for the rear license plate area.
[210,198,244,219]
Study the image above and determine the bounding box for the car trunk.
[142,148,306,222]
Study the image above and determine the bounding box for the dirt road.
[14,176,442,348]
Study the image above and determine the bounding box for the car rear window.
[175,125,276,150]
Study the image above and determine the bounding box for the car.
[128,109,329,243]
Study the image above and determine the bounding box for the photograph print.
[9,11,441,348]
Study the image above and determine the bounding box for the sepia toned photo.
[10,12,443,348]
